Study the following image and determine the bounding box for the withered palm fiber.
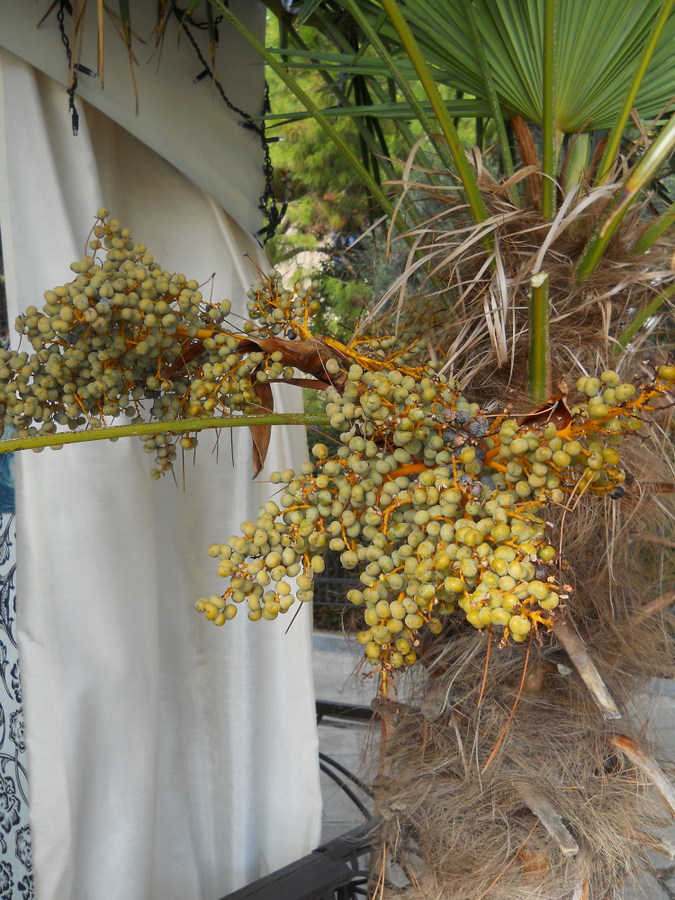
[355,162,674,897]
[376,670,672,899]
[363,393,673,898]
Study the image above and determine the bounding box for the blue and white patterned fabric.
[0,448,32,899]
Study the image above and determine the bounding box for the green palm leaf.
[274,0,675,134]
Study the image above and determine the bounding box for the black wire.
[172,7,285,242]
[319,763,372,820]
[319,751,375,798]
[56,1,80,135]
[55,3,283,240]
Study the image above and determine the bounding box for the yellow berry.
[444,576,464,594]
[478,607,492,626]
[389,599,406,619]
[490,607,511,626]
[428,617,443,635]
[529,580,549,601]
[552,450,571,468]
[466,609,483,629]
[509,614,531,636]
[364,607,379,627]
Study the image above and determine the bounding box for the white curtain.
[0,9,322,899]
[0,0,272,237]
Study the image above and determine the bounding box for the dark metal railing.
[219,819,380,900]
[312,551,360,631]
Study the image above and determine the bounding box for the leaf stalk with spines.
[380,0,490,233]
[271,10,401,189]
[207,0,398,229]
[594,0,675,186]
[541,0,559,220]
[528,272,551,404]
[633,199,675,255]
[0,415,331,455]
[340,0,455,181]
[613,283,675,354]
[576,112,675,283]
[459,0,517,201]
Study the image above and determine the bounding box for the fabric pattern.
[0,449,32,899]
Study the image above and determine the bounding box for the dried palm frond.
[363,143,674,401]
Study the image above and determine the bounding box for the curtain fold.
[0,0,269,238]
[0,42,321,900]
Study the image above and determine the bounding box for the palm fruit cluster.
[198,340,675,671]
[4,212,674,672]
[0,211,298,475]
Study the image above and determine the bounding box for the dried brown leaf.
[272,377,332,391]
[511,115,541,211]
[250,379,273,478]
[518,390,572,431]
[237,336,349,388]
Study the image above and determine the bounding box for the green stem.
[341,0,454,178]
[266,2,451,292]
[633,199,675,255]
[576,113,675,283]
[595,0,675,185]
[0,414,330,455]
[541,0,558,220]
[528,272,550,404]
[380,0,490,229]
[564,132,590,191]
[612,283,675,354]
[276,12,399,185]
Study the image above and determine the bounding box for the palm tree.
[219,4,675,896]
[32,4,675,896]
